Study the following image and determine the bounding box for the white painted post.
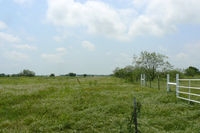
[176,74,179,97]
[189,80,191,103]
[167,74,170,92]
[143,74,145,87]
[141,74,142,87]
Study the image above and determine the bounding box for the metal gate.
[167,74,200,104]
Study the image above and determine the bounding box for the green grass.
[0,76,200,132]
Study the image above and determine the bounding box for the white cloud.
[14,44,37,50]
[129,0,200,36]
[4,51,29,61]
[41,53,64,63]
[13,0,33,5]
[185,42,200,55]
[53,36,63,42]
[53,35,68,42]
[0,42,3,47]
[46,0,128,40]
[0,21,7,30]
[41,48,67,63]
[106,51,112,56]
[114,53,132,67]
[56,47,67,54]
[81,41,95,51]
[176,53,188,60]
[157,46,167,53]
[119,53,132,63]
[171,42,200,68]
[26,36,36,42]
[0,21,21,44]
[0,32,20,43]
[46,0,200,40]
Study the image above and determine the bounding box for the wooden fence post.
[134,98,138,133]
[158,75,160,90]
[143,74,145,87]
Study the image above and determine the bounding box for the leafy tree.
[162,69,184,79]
[185,66,200,76]
[49,73,55,77]
[0,73,10,77]
[19,69,35,77]
[11,74,19,77]
[83,74,87,77]
[133,51,172,87]
[113,67,132,80]
[0,73,5,77]
[113,66,144,82]
[68,73,76,77]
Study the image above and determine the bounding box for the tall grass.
[0,76,199,132]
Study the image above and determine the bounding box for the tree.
[133,51,172,87]
[68,73,76,77]
[185,66,200,76]
[11,74,19,77]
[49,73,55,77]
[113,66,144,82]
[0,73,5,77]
[19,69,35,77]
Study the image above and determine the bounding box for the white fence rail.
[167,74,200,104]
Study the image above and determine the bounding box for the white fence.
[167,74,200,104]
[141,74,145,87]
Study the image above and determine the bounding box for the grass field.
[0,76,200,133]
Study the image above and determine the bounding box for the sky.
[0,0,200,75]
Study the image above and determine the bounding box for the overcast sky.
[0,0,200,75]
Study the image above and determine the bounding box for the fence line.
[167,74,200,104]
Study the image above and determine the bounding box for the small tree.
[19,69,35,77]
[185,66,200,76]
[168,69,184,79]
[49,73,55,77]
[133,51,172,87]
[11,74,19,77]
[113,66,144,82]
[0,73,5,77]
[68,73,76,77]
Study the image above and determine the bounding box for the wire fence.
[140,74,170,90]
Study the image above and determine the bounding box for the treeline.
[113,51,200,86]
[0,69,35,77]
[0,70,106,78]
[113,66,184,83]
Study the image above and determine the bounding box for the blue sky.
[0,0,200,75]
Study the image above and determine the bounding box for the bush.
[67,73,76,77]
[113,66,144,82]
[185,66,200,76]
[0,73,5,77]
[0,73,10,77]
[11,74,19,77]
[49,73,55,77]
[19,69,35,77]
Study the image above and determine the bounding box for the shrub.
[0,73,6,77]
[185,66,200,76]
[19,69,35,77]
[67,73,76,77]
[49,73,55,77]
